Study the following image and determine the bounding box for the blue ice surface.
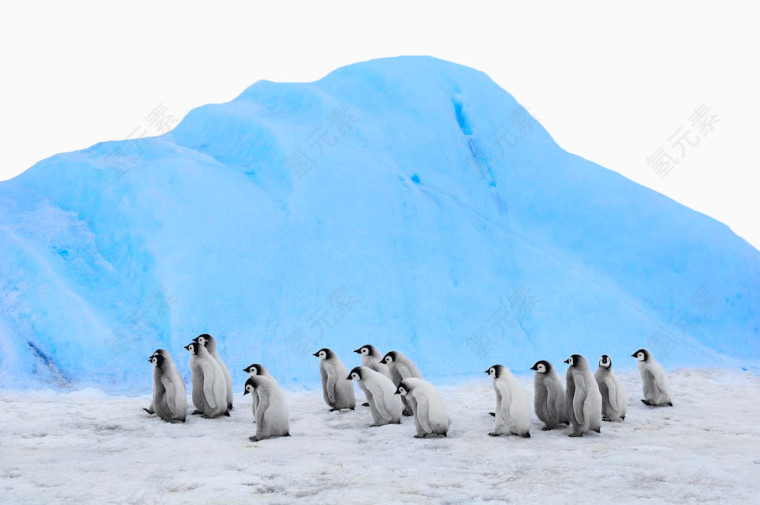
[0,56,758,393]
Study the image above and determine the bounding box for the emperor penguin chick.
[242,363,276,423]
[486,365,531,438]
[314,348,355,411]
[353,344,391,406]
[530,360,569,430]
[346,366,402,426]
[595,355,627,421]
[194,333,233,410]
[564,354,602,437]
[632,348,673,407]
[144,349,187,423]
[395,378,449,438]
[244,376,290,441]
[185,341,228,418]
[381,351,422,416]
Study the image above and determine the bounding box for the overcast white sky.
[1,1,757,249]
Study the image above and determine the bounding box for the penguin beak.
[243,389,249,395]
[346,375,352,380]
[484,369,490,374]
[631,353,637,357]
[313,352,320,357]
[563,358,570,364]
[530,366,537,371]
[184,344,191,350]
[353,348,361,354]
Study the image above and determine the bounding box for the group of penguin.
[145,335,674,441]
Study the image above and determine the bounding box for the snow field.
[2,369,759,504]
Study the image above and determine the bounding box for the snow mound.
[0,56,758,390]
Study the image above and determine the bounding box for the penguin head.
[193,333,216,351]
[485,365,504,378]
[381,351,397,365]
[347,366,363,381]
[243,377,257,395]
[313,348,332,360]
[632,349,649,362]
[149,349,167,368]
[243,364,262,376]
[394,380,410,396]
[564,354,585,368]
[530,360,551,374]
[354,345,375,357]
[184,342,199,355]
[599,355,612,368]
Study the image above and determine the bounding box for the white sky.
[1,1,757,249]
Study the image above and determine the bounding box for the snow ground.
[1,369,759,505]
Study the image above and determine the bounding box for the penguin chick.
[530,360,569,430]
[632,349,673,407]
[194,333,233,410]
[381,351,422,416]
[244,376,290,441]
[242,364,276,423]
[353,344,391,406]
[346,366,402,426]
[486,365,531,438]
[185,341,228,418]
[595,355,627,421]
[314,348,355,411]
[564,354,602,437]
[395,378,449,438]
[144,349,187,423]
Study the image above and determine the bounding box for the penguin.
[394,378,449,438]
[530,360,569,430]
[632,348,673,407]
[485,365,531,438]
[194,333,233,410]
[564,354,602,437]
[185,341,228,418]
[143,349,187,423]
[346,366,402,426]
[242,363,276,423]
[244,376,290,441]
[314,348,355,411]
[595,355,627,421]
[381,351,422,416]
[353,344,391,406]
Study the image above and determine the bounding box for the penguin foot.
[666,402,674,407]
[621,416,625,420]
[541,426,553,431]
[567,432,583,437]
[414,435,426,439]
[592,427,601,433]
[602,417,612,422]
[249,436,260,442]
[488,432,502,437]
[224,411,231,417]
[329,408,340,412]
[143,408,154,415]
[521,432,531,438]
[191,410,203,415]
[402,409,413,416]
[442,432,447,438]
[641,399,653,406]
[489,412,496,417]
[228,403,234,410]
[362,402,370,407]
